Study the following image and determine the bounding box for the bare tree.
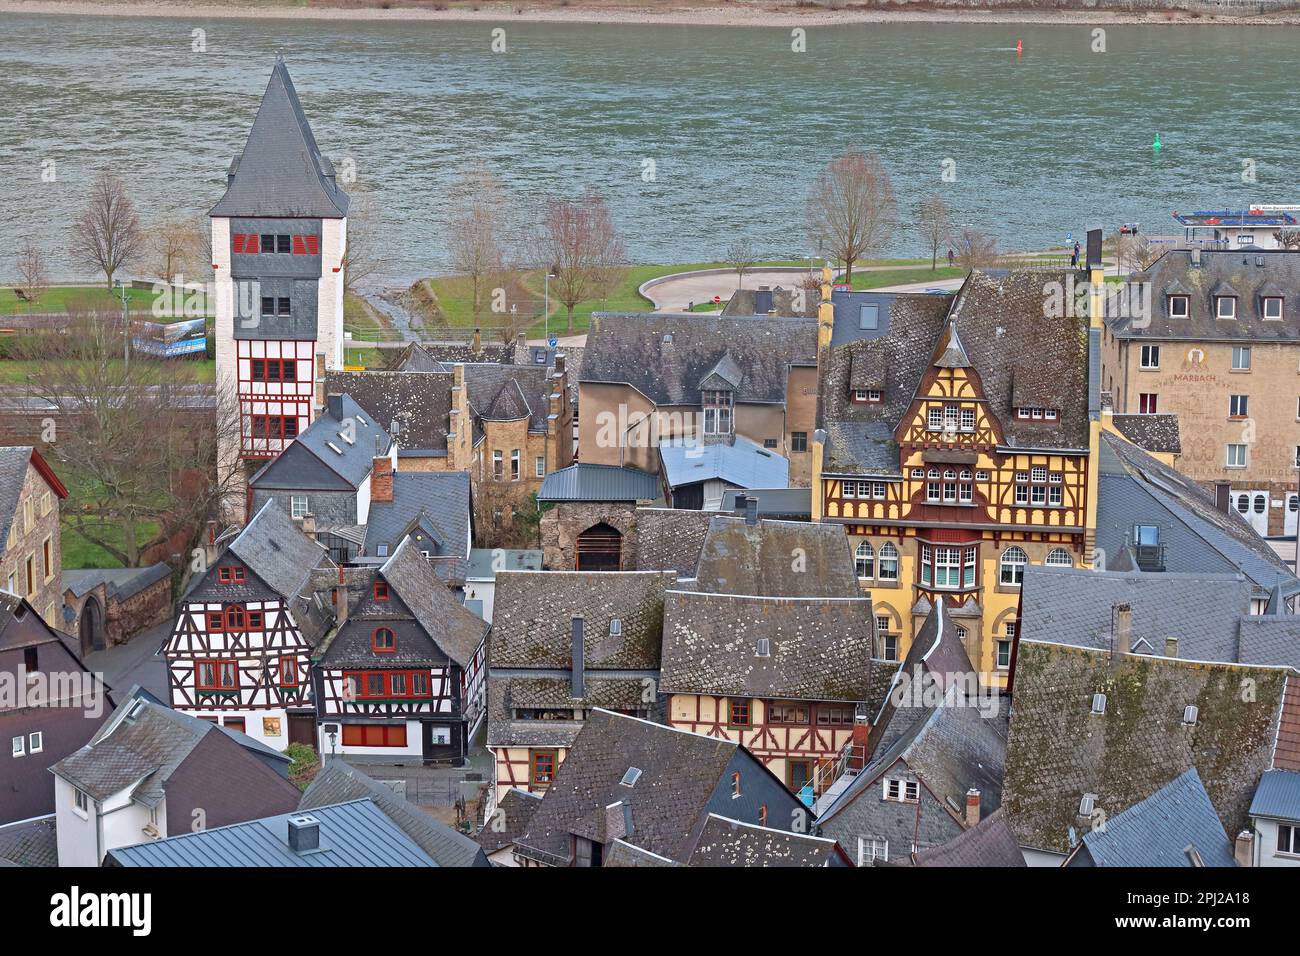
[341,182,381,294]
[724,238,758,291]
[533,190,626,333]
[15,239,50,304]
[15,310,242,568]
[806,150,896,283]
[151,218,198,283]
[70,171,143,289]
[447,165,510,326]
[1276,228,1300,251]
[916,194,952,271]
[1112,231,1161,275]
[953,226,1000,270]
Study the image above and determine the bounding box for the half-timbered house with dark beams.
[485,569,677,808]
[312,538,488,764]
[164,500,336,750]
[811,247,1106,686]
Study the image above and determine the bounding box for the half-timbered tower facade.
[312,538,488,764]
[210,58,350,514]
[165,501,335,750]
[813,263,1104,686]
[485,570,676,808]
[659,589,874,797]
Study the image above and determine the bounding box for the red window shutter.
[246,234,259,254]
[232,234,247,254]
[305,235,319,255]
[292,235,307,255]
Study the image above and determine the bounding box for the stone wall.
[540,502,639,570]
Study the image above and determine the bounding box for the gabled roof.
[894,808,1025,867]
[1002,639,1293,855]
[1237,617,1300,671]
[0,817,58,868]
[537,463,660,503]
[688,516,861,597]
[0,446,66,550]
[1249,769,1300,821]
[682,814,849,867]
[1075,768,1235,867]
[464,363,555,432]
[475,787,543,855]
[210,59,349,219]
[658,436,788,491]
[323,369,452,456]
[379,537,487,669]
[660,590,874,702]
[581,312,817,406]
[362,471,472,582]
[632,507,715,576]
[933,320,971,368]
[108,799,436,867]
[718,487,812,519]
[301,761,488,866]
[284,394,393,490]
[222,499,334,606]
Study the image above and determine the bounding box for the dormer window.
[853,389,883,404]
[1263,296,1284,321]
[372,627,396,653]
[702,389,733,435]
[218,566,246,585]
[373,580,389,601]
[1015,406,1058,421]
[609,618,623,637]
[1168,295,1189,319]
[1215,296,1237,320]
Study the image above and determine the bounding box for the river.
[1,12,1296,285]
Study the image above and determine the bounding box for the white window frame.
[1226,443,1248,468]
[1000,547,1027,586]
[290,495,309,519]
[11,735,24,757]
[1140,344,1160,369]
[855,541,874,580]
[877,543,899,582]
[1264,296,1284,321]
[1216,296,1236,320]
[857,837,889,866]
[1232,346,1252,371]
[28,731,42,754]
[535,456,546,478]
[1168,295,1189,319]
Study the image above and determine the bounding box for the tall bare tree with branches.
[724,238,758,292]
[447,165,510,326]
[150,218,199,283]
[71,171,143,289]
[15,310,242,571]
[341,182,381,294]
[15,239,50,304]
[916,194,953,271]
[534,190,626,333]
[953,226,1000,270]
[806,150,896,283]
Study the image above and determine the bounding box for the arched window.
[224,605,247,631]
[1045,548,1073,567]
[1236,494,1250,514]
[372,627,396,653]
[855,541,874,580]
[878,543,899,582]
[999,547,1027,586]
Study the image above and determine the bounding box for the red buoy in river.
[1016,39,1023,55]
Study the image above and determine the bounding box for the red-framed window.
[196,659,238,692]
[278,655,298,688]
[759,804,768,826]
[373,580,390,601]
[206,610,224,632]
[531,750,557,787]
[249,358,299,383]
[247,610,264,630]
[250,414,300,440]
[732,771,742,798]
[224,605,248,631]
[217,565,246,585]
[372,627,396,653]
[728,699,751,727]
[341,724,407,748]
[346,670,434,700]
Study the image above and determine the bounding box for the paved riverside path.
[643,264,944,312]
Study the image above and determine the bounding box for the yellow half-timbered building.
[812,261,1105,686]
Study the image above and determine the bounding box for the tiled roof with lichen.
[659,590,873,702]
[689,516,861,597]
[1003,639,1290,855]
[1109,414,1181,455]
[633,508,715,576]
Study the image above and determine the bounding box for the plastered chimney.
[964,788,981,828]
[1234,830,1254,867]
[1114,603,1132,656]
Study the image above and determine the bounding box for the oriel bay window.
[196,659,238,693]
[702,389,734,435]
[919,543,978,590]
[346,669,435,701]
[249,357,298,383]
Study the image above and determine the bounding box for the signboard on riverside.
[130,318,208,357]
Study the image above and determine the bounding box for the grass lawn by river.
[0,357,215,385]
[0,285,212,318]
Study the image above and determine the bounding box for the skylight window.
[1091,693,1107,715]
[619,767,642,788]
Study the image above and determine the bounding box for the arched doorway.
[79,596,105,654]
[576,523,623,571]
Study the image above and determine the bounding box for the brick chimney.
[1114,603,1132,656]
[335,565,348,629]
[1164,636,1179,658]
[1234,829,1254,867]
[371,455,393,504]
[964,788,981,828]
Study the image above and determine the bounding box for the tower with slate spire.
[210,58,349,519]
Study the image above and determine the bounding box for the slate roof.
[0,446,37,550]
[581,312,817,406]
[108,799,436,867]
[894,808,1026,867]
[537,463,660,503]
[718,487,812,519]
[1112,249,1300,341]
[689,516,861,597]
[632,507,715,576]
[323,369,452,456]
[659,436,789,491]
[466,548,543,579]
[1097,432,1300,600]
[817,271,1092,476]
[1249,769,1300,821]
[195,500,334,611]
[1239,617,1300,671]
[464,363,556,432]
[1018,565,1254,663]
[1002,639,1293,855]
[50,689,290,805]
[210,59,349,219]
[660,590,873,702]
[0,817,58,867]
[380,537,486,668]
[602,839,678,867]
[724,286,817,319]
[63,563,171,603]
[489,570,675,671]
[1075,768,1235,867]
[512,710,746,864]
[300,761,488,866]
[1108,414,1182,455]
[682,814,847,867]
[476,787,543,856]
[361,471,472,581]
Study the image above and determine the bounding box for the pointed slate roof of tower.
[211,58,350,219]
[933,320,971,369]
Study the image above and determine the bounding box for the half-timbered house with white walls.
[164,500,336,750]
[210,57,350,517]
[485,570,677,808]
[312,538,488,764]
